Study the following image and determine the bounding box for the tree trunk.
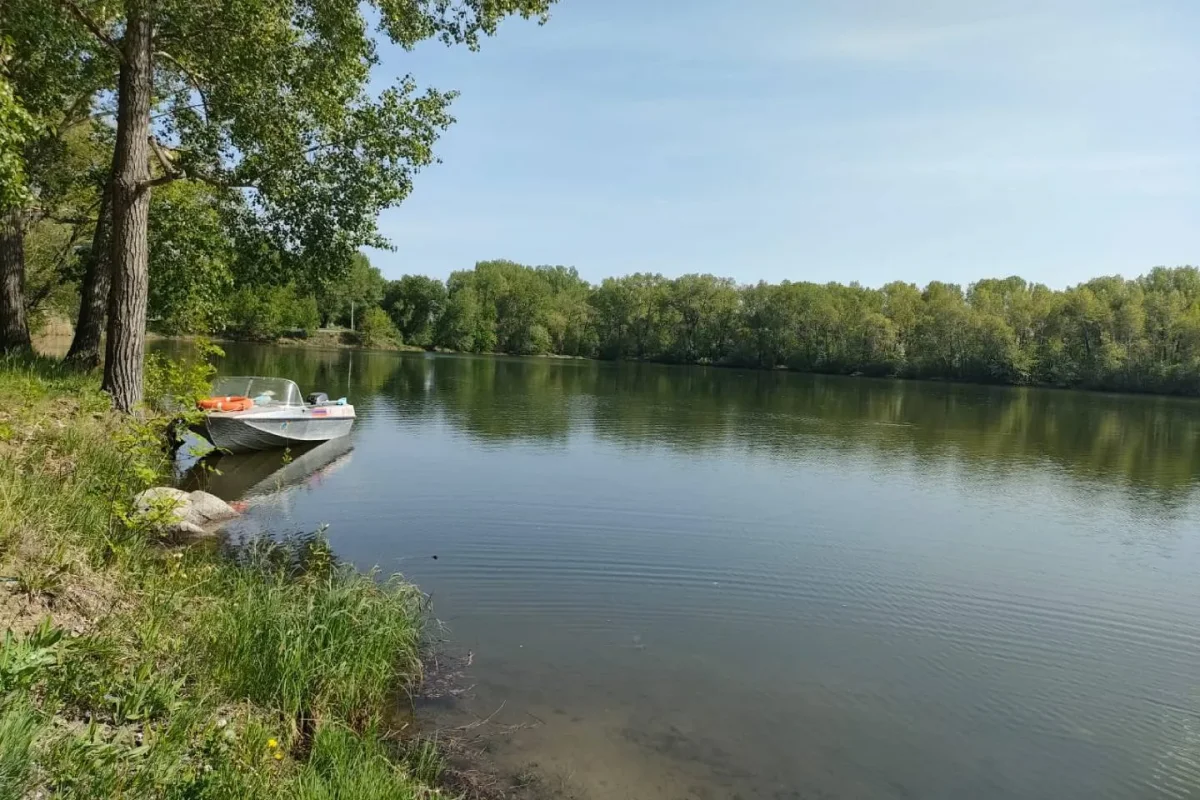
[0,211,31,354]
[65,182,113,368]
[102,3,153,412]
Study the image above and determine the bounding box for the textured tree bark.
[65,182,113,368]
[102,2,153,412]
[0,211,31,354]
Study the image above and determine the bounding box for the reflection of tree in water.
[583,367,1200,505]
[210,343,352,398]
[429,356,580,443]
[215,343,407,400]
[185,344,1200,507]
[381,354,437,414]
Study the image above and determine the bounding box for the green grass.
[196,555,425,728]
[291,724,438,800]
[0,354,445,799]
[0,697,42,799]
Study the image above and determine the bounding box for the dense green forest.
[402,261,1200,394]
[183,255,1200,395]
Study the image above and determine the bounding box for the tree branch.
[143,174,180,188]
[44,213,96,226]
[144,171,254,189]
[56,91,98,137]
[31,196,103,228]
[141,140,255,191]
[187,171,256,190]
[151,102,207,122]
[26,227,87,315]
[148,135,181,180]
[155,51,211,120]
[55,0,124,63]
[303,142,338,156]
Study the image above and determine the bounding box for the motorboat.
[196,376,355,453]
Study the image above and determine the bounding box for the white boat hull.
[204,406,355,453]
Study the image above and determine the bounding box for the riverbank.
[0,355,448,798]
[149,329,426,353]
[149,331,584,361]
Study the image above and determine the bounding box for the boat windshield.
[210,376,304,408]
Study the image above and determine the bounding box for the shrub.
[356,306,401,349]
[279,290,320,335]
[223,286,319,339]
[224,287,281,340]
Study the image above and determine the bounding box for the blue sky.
[365,0,1199,288]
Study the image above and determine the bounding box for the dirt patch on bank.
[0,549,124,638]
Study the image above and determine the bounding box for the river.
[185,344,1200,800]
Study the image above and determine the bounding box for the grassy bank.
[0,356,445,798]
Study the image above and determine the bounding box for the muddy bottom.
[415,647,824,800]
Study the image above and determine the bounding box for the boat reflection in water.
[181,435,354,505]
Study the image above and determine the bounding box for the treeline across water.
[373,260,1200,395]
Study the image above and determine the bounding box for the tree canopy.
[0,74,38,213]
[382,274,446,347]
[2,0,556,408]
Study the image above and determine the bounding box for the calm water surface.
[190,345,1200,800]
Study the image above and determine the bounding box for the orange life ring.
[198,395,253,412]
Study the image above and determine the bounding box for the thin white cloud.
[786,16,1027,63]
[841,152,1197,179]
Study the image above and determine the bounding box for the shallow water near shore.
[182,343,1200,800]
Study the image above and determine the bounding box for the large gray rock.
[186,491,239,525]
[132,487,239,535]
[134,487,191,523]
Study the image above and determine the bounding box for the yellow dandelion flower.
[273,751,284,761]
[267,738,278,749]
